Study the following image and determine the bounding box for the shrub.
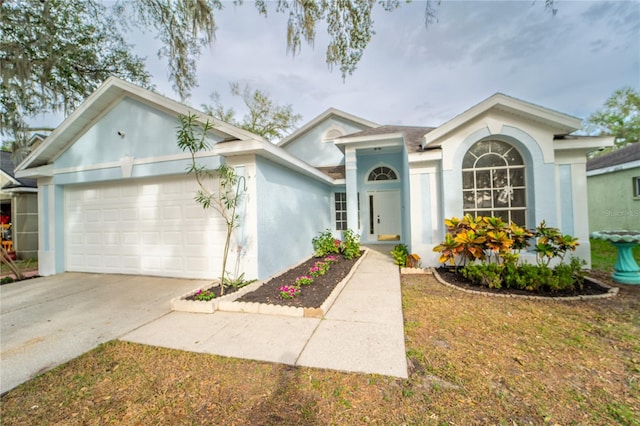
[534,221,580,266]
[462,263,504,289]
[434,215,580,268]
[438,215,586,293]
[461,258,586,293]
[312,229,340,258]
[390,244,409,267]
[340,229,361,260]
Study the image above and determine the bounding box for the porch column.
[345,147,359,232]
[37,179,62,276]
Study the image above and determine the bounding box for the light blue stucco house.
[15,77,612,280]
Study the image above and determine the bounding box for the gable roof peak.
[16,76,264,172]
[278,107,380,148]
[424,93,582,147]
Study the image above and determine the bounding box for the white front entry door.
[367,190,401,241]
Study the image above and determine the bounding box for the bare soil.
[236,252,362,308]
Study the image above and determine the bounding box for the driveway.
[0,272,206,394]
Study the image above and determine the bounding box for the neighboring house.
[15,77,612,279]
[587,143,640,231]
[1,147,40,259]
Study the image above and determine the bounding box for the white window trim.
[462,140,527,226]
[334,191,348,231]
[365,164,400,183]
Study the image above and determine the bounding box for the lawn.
[0,258,38,277]
[591,238,640,273]
[1,250,639,425]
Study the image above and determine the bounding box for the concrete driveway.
[0,272,207,394]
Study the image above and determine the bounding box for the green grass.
[0,258,38,275]
[591,238,640,272]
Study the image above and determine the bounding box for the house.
[587,143,640,231]
[1,147,40,259]
[15,77,613,279]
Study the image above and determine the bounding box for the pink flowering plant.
[279,285,300,299]
[309,261,330,277]
[324,255,338,263]
[193,288,216,301]
[295,275,314,286]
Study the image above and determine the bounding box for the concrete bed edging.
[170,278,265,313]
[171,249,369,317]
[429,268,619,301]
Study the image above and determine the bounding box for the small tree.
[202,82,302,143]
[177,113,246,296]
[583,87,640,152]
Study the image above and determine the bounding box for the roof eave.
[278,107,380,148]
[333,133,406,153]
[424,93,582,146]
[15,164,53,179]
[554,136,615,153]
[16,77,265,173]
[408,148,443,164]
[214,139,335,185]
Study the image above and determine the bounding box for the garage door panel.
[65,175,226,279]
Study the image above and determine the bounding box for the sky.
[34,0,640,135]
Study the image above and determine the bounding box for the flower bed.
[227,250,366,318]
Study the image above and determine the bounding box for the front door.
[367,190,401,241]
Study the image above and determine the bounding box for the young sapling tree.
[177,113,246,296]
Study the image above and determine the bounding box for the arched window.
[462,140,527,225]
[367,166,397,182]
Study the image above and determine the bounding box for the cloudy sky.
[36,1,640,134]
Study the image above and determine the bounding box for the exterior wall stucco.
[55,97,223,169]
[282,117,370,167]
[442,125,556,230]
[255,156,332,279]
[408,161,442,265]
[414,111,592,268]
[588,167,640,231]
[54,97,223,185]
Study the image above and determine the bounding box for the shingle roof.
[317,165,346,179]
[338,125,435,152]
[1,151,37,190]
[586,143,640,171]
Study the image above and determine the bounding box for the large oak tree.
[1,0,152,160]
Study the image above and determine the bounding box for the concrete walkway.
[1,246,406,394]
[122,245,408,378]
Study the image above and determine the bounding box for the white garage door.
[65,175,226,279]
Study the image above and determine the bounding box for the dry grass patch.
[402,275,640,425]
[1,274,639,425]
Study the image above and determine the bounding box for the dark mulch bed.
[236,252,363,308]
[436,267,612,297]
[184,282,242,300]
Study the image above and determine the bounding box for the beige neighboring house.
[1,136,43,259]
[587,143,640,232]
